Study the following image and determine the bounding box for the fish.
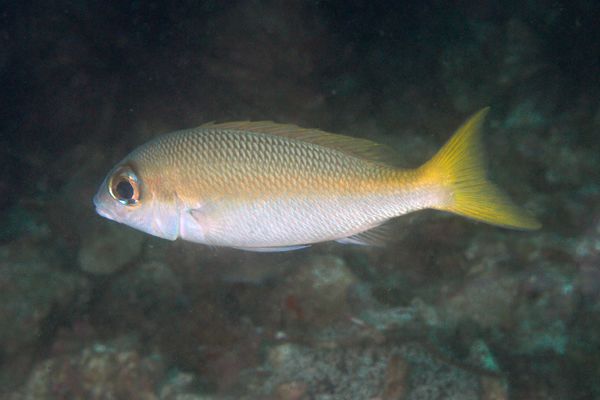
[93,108,540,252]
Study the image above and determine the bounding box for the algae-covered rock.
[0,239,90,390]
[242,341,498,399]
[78,222,145,275]
[9,336,235,400]
[0,243,88,352]
[270,255,359,327]
[12,338,164,400]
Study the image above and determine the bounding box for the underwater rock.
[77,222,144,275]
[510,266,575,356]
[379,354,409,400]
[10,335,228,400]
[250,342,485,399]
[435,231,577,355]
[271,255,359,328]
[437,241,520,331]
[567,220,600,398]
[94,256,265,392]
[440,18,550,113]
[39,143,113,250]
[0,205,50,243]
[480,376,508,400]
[439,270,518,330]
[467,340,501,375]
[499,19,546,87]
[0,239,90,391]
[95,260,183,331]
[11,338,164,400]
[273,381,309,400]
[575,218,600,310]
[2,1,598,398]
[199,0,331,121]
[158,370,225,400]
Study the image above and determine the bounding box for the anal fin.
[336,224,391,247]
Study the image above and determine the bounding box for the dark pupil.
[115,180,134,200]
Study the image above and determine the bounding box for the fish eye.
[108,166,140,206]
[115,180,134,200]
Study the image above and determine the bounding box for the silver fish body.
[94,111,540,251]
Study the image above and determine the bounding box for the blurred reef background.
[1,0,600,399]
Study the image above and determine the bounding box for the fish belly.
[188,192,417,248]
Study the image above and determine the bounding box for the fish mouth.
[93,192,116,221]
[95,206,115,221]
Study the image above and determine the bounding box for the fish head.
[93,161,180,241]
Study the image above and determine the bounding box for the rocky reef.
[1,0,599,399]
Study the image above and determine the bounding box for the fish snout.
[93,190,116,221]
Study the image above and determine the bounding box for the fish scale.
[94,109,540,251]
[150,129,394,199]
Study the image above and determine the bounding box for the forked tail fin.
[418,107,541,230]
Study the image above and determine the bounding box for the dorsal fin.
[200,121,400,165]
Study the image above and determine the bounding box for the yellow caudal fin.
[418,107,541,230]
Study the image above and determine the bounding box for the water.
[1,1,599,399]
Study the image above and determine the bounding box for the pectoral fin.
[178,203,223,243]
